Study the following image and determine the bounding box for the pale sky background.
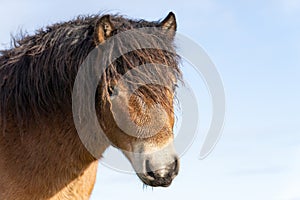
[1,0,300,199]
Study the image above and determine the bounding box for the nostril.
[174,158,178,170]
[173,156,179,175]
[145,159,155,179]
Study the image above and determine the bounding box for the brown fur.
[0,13,181,199]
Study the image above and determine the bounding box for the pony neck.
[0,112,109,199]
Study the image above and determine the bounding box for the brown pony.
[0,12,182,200]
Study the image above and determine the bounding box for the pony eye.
[108,86,114,96]
[108,85,119,97]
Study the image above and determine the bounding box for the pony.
[0,12,182,199]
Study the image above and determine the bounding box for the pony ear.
[159,12,177,34]
[94,15,114,45]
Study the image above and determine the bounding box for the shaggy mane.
[0,14,182,128]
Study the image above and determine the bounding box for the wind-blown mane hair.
[0,14,182,129]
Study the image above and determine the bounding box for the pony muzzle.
[140,155,179,187]
[127,146,180,187]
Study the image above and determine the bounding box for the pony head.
[94,12,181,187]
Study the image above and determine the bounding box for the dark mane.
[0,14,182,129]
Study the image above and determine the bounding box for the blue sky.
[1,0,300,199]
